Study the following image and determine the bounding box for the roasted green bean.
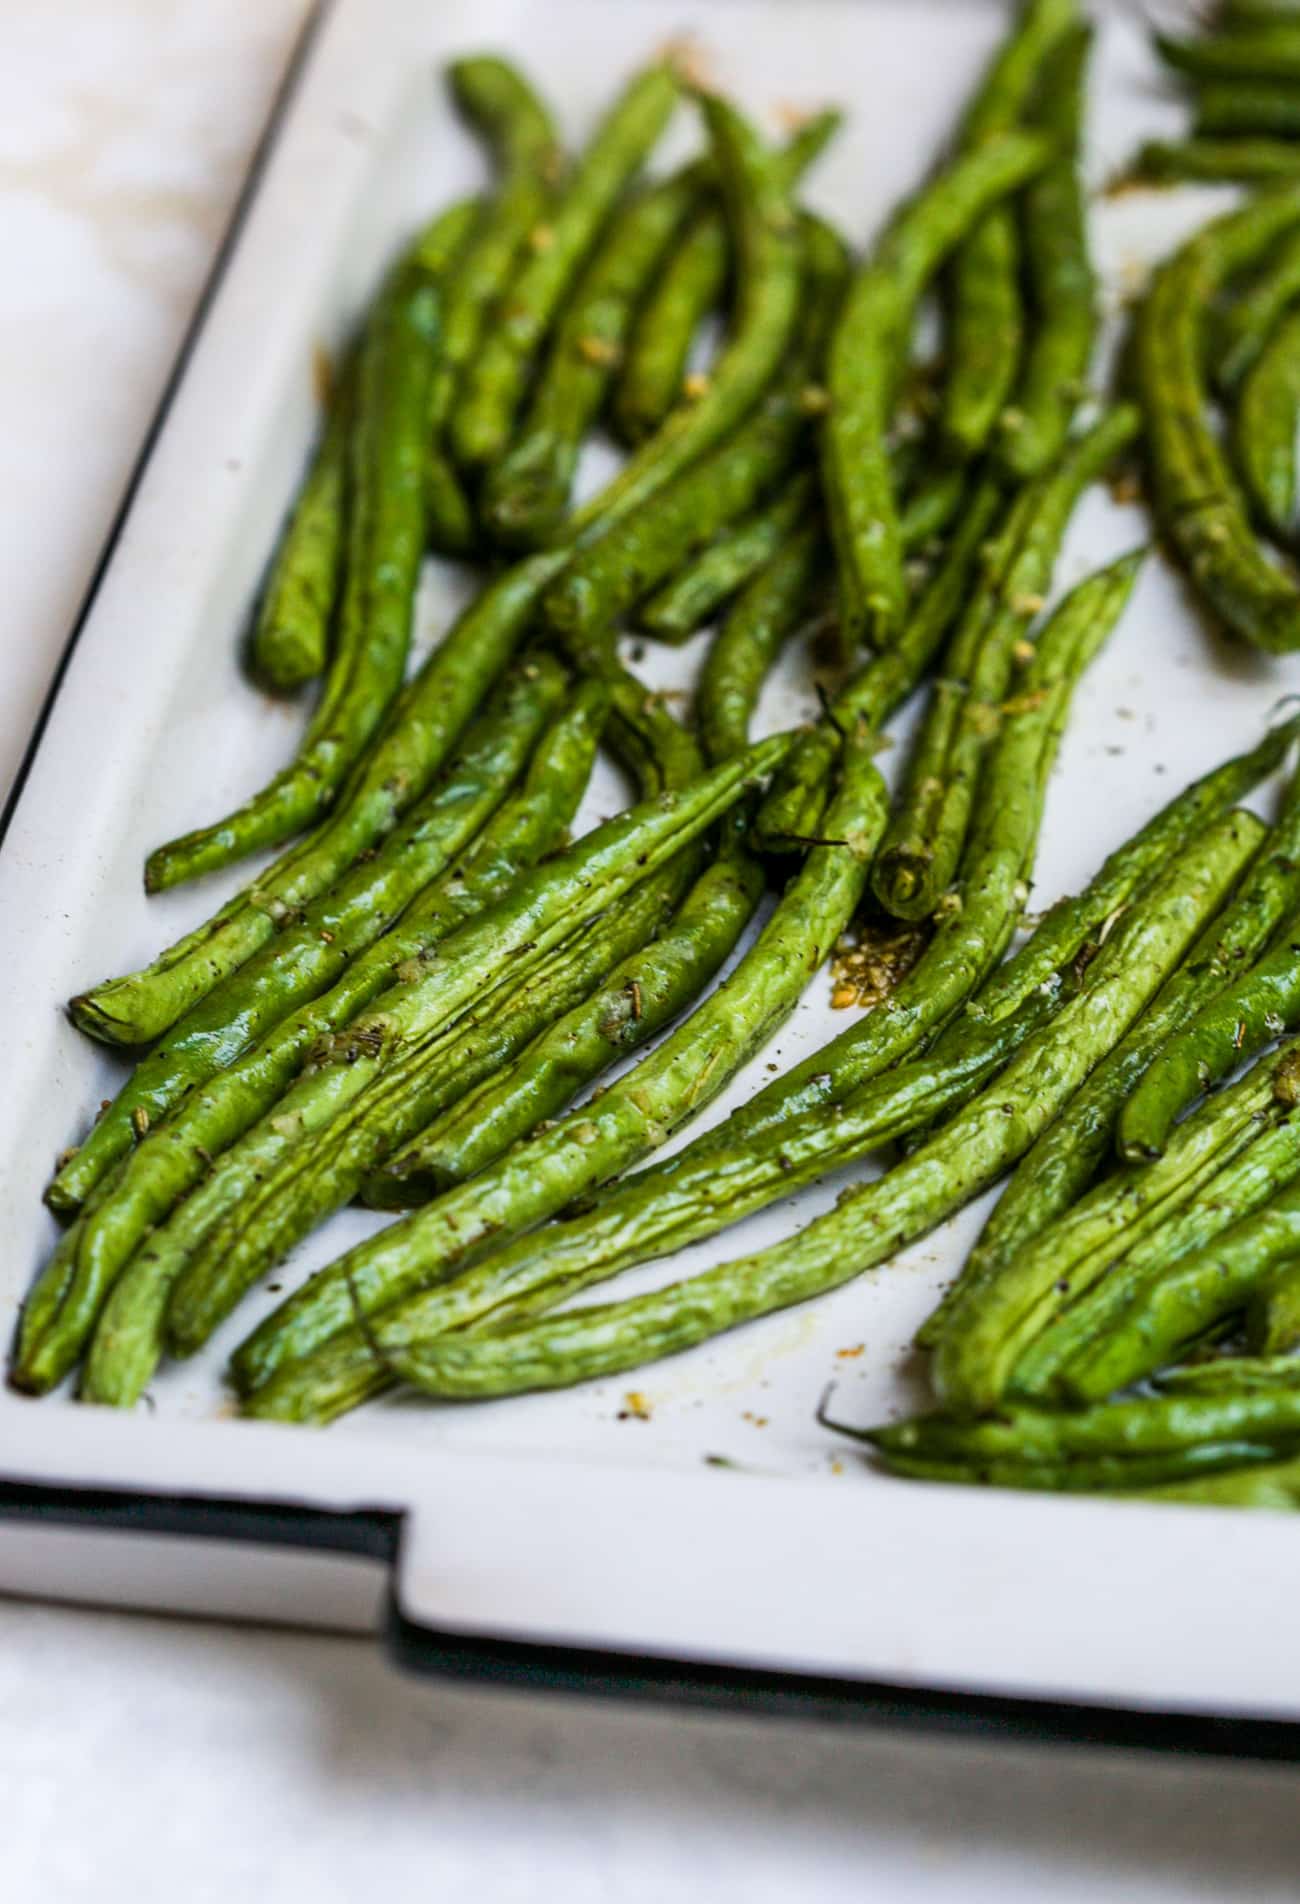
[450,63,678,469]
[822,130,1048,649]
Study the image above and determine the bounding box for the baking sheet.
[4,0,1300,1727]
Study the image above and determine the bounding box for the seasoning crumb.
[829,918,929,1010]
[835,1344,865,1360]
[618,1390,652,1421]
[682,371,711,401]
[741,1410,769,1427]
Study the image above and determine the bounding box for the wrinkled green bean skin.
[612,111,842,445]
[1006,1109,1300,1400]
[1236,306,1300,539]
[236,739,883,1400]
[70,549,570,1048]
[822,131,1049,650]
[755,477,1003,852]
[1197,80,1300,139]
[697,527,823,765]
[1137,186,1300,654]
[145,250,452,892]
[998,25,1096,480]
[966,719,1300,1026]
[1062,1169,1300,1404]
[1120,904,1300,1160]
[930,1011,1281,1412]
[430,58,560,438]
[1217,225,1300,393]
[451,64,678,469]
[545,206,840,643]
[948,778,1300,1306]
[299,819,1266,1413]
[252,997,1049,1424]
[480,165,708,548]
[249,363,351,694]
[941,0,1081,463]
[872,407,1139,923]
[615,551,1137,1204]
[556,96,806,555]
[1156,28,1300,84]
[637,472,814,641]
[16,684,608,1397]
[47,659,573,1215]
[1249,1259,1300,1353]
[1132,138,1300,185]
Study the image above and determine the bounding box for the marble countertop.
[1,4,1298,1897]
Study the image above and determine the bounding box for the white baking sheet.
[4,0,1300,1723]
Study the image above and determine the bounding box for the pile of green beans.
[1132,8,1300,590]
[25,25,1300,1524]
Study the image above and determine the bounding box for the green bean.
[231,837,760,1398]
[235,736,882,1398]
[429,58,561,440]
[756,476,1002,853]
[822,130,1049,650]
[1248,1257,1300,1351]
[248,360,351,694]
[941,0,1080,464]
[70,548,569,1048]
[1196,78,1300,139]
[612,110,842,446]
[1007,1110,1300,1398]
[257,992,1051,1424]
[697,526,824,765]
[552,95,806,566]
[60,662,684,1403]
[872,408,1139,922]
[144,249,451,891]
[968,716,1300,1026]
[480,164,709,549]
[1120,906,1300,1161]
[946,775,1300,1301]
[46,660,573,1216]
[81,854,688,1409]
[998,25,1096,480]
[594,549,1137,1203]
[1062,1174,1300,1403]
[362,849,736,1210]
[543,210,841,644]
[1155,28,1300,84]
[931,1014,1282,1412]
[1217,225,1300,394]
[450,63,678,469]
[636,472,815,641]
[857,1442,1287,1495]
[309,818,1266,1413]
[1159,1353,1300,1395]
[1130,137,1300,185]
[403,201,486,556]
[896,465,968,551]
[1236,306,1300,539]
[156,729,787,1353]
[875,1386,1300,1461]
[14,686,607,1396]
[1140,1451,1300,1509]
[1137,185,1300,655]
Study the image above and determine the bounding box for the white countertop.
[2,4,1299,1897]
